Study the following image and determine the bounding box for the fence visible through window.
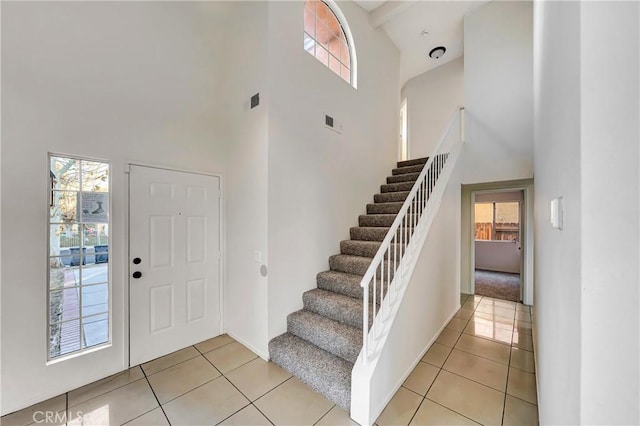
[475,201,520,241]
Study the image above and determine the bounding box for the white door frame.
[468,184,534,305]
[399,99,409,161]
[126,162,225,367]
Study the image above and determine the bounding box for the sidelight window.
[48,155,110,360]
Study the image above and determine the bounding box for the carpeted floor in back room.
[474,269,521,302]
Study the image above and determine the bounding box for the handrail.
[359,106,464,362]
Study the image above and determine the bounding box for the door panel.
[129,165,221,366]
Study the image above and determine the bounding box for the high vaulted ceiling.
[353,0,488,86]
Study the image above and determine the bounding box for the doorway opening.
[473,193,523,302]
[399,99,408,161]
[461,179,534,306]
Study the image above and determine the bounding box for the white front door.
[129,165,221,366]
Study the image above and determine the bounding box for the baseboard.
[226,331,269,361]
[368,304,460,423]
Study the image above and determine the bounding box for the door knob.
[133,257,142,264]
[132,271,142,279]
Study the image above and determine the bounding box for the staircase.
[268,157,429,410]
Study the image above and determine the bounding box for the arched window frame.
[303,0,358,89]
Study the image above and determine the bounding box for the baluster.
[386,247,390,304]
[372,272,376,343]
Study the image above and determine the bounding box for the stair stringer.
[350,141,463,426]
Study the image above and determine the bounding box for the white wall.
[1,2,232,414]
[401,57,464,159]
[579,2,639,423]
[265,1,400,339]
[533,3,582,422]
[534,1,640,424]
[223,2,270,359]
[475,241,520,274]
[463,1,533,184]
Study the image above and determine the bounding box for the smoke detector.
[428,46,446,59]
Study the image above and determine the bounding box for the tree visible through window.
[303,0,352,85]
[49,155,110,359]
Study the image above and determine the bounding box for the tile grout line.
[501,324,515,425]
[141,354,173,426]
[420,295,491,424]
[312,404,337,426]
[246,376,298,426]
[192,338,235,357]
[425,397,486,425]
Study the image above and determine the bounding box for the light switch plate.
[550,197,563,229]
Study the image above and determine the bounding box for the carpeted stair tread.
[397,157,428,168]
[367,202,404,214]
[350,226,389,242]
[386,172,420,184]
[381,181,415,193]
[287,310,362,364]
[329,254,373,276]
[329,254,394,280]
[303,288,365,329]
[358,214,397,227]
[269,333,352,409]
[341,240,383,258]
[340,240,401,260]
[316,270,371,300]
[374,191,411,203]
[392,164,424,175]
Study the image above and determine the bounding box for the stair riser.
[350,227,388,241]
[366,203,403,214]
[397,157,428,168]
[340,241,402,260]
[316,271,374,300]
[269,333,352,410]
[329,256,395,280]
[358,214,396,227]
[381,181,414,193]
[386,173,420,184]
[350,226,416,242]
[374,191,410,203]
[392,164,424,175]
[303,290,364,329]
[287,312,361,364]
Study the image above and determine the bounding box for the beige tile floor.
[2,294,538,426]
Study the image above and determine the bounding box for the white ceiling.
[354,0,488,86]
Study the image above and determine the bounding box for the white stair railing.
[359,106,465,363]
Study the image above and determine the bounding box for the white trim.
[323,0,358,89]
[46,152,113,363]
[399,98,408,161]
[125,162,225,367]
[469,185,534,305]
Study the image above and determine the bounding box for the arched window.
[303,0,356,87]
